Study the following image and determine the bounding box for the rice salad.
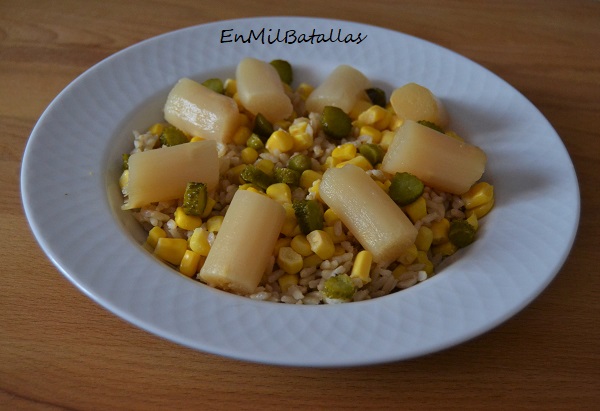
[119,58,494,304]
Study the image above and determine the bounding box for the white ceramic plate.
[21,17,579,367]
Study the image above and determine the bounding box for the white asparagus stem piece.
[381,120,487,194]
[163,77,240,143]
[122,140,219,210]
[198,189,285,295]
[235,57,293,123]
[319,164,418,264]
[305,65,371,114]
[390,83,449,128]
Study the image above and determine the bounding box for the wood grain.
[2,1,599,409]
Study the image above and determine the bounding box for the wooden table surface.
[2,1,599,409]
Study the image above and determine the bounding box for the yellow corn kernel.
[285,226,302,240]
[336,155,373,171]
[290,234,313,257]
[462,182,494,209]
[255,159,275,176]
[201,197,217,218]
[283,83,293,94]
[466,198,495,219]
[174,207,203,231]
[323,156,341,170]
[375,181,388,192]
[432,241,458,257]
[266,129,294,153]
[466,212,479,230]
[397,243,418,265]
[146,226,166,249]
[288,119,313,151]
[358,125,382,144]
[277,247,303,275]
[415,226,434,251]
[232,126,252,146]
[392,264,407,280]
[331,143,357,161]
[323,226,347,244]
[292,131,314,152]
[154,237,188,265]
[380,130,396,150]
[333,244,346,256]
[349,100,373,120]
[417,250,434,275]
[356,105,392,130]
[149,123,164,136]
[307,179,320,200]
[280,203,300,237]
[240,147,259,164]
[350,250,373,284]
[300,169,322,190]
[278,272,300,293]
[402,196,427,223]
[296,82,314,100]
[273,237,292,257]
[303,253,323,268]
[274,119,292,130]
[388,115,404,131]
[444,130,463,141]
[238,183,259,191]
[189,227,211,256]
[224,78,237,97]
[227,164,247,185]
[190,136,206,142]
[246,186,264,195]
[232,93,245,111]
[430,218,450,245]
[289,119,308,135]
[237,112,251,128]
[266,183,292,204]
[282,201,295,217]
[179,250,202,277]
[306,230,335,260]
[206,215,224,232]
[119,169,129,190]
[323,208,340,226]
